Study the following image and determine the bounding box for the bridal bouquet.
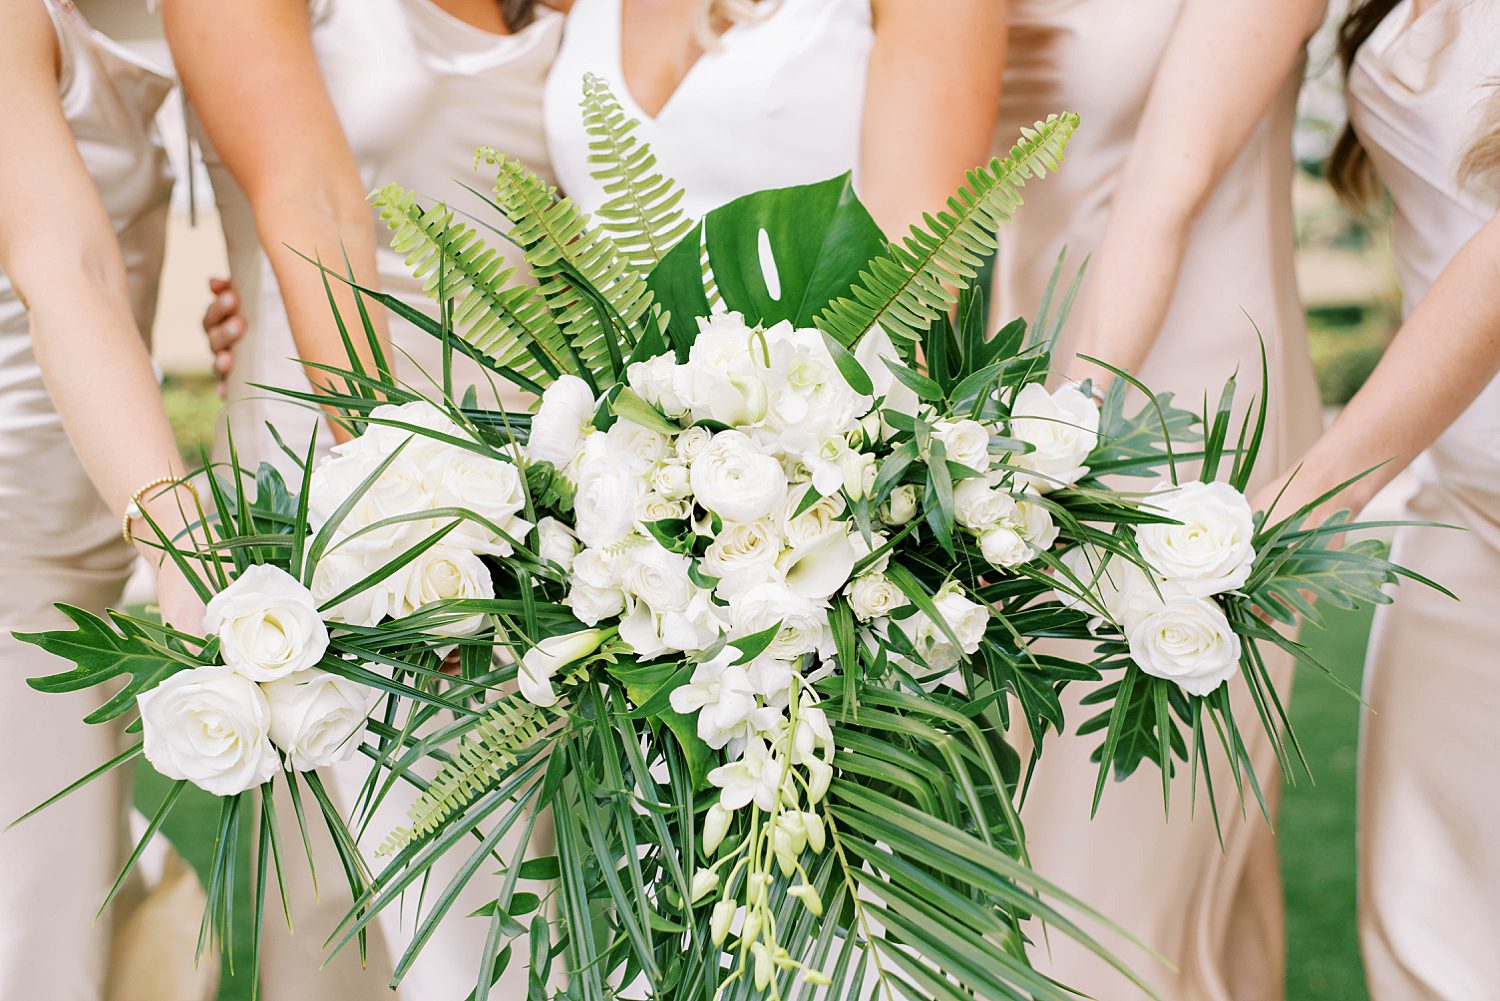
[15,78,1428,1000]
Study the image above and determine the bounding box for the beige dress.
[0,4,202,999]
[992,3,1322,999]
[1347,3,1500,998]
[189,2,562,997]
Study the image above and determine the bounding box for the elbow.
[10,242,131,316]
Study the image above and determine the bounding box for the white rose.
[928,587,989,653]
[565,583,626,626]
[432,450,532,556]
[879,483,918,526]
[398,545,495,637]
[952,479,1018,532]
[980,527,1033,568]
[652,461,693,500]
[619,541,696,613]
[933,419,992,472]
[307,452,432,556]
[138,666,279,796]
[518,629,608,707]
[701,519,783,597]
[1014,496,1059,551]
[691,431,788,524]
[638,492,691,524]
[784,495,845,548]
[262,669,378,771]
[573,546,624,590]
[846,573,908,622]
[572,434,648,548]
[535,517,578,571]
[1127,595,1242,696]
[730,581,829,660]
[338,401,464,459]
[1135,481,1256,596]
[675,425,713,463]
[607,420,672,474]
[526,375,597,470]
[1008,383,1099,493]
[904,585,989,675]
[627,353,688,419]
[1057,544,1187,628]
[310,549,393,628]
[205,565,330,682]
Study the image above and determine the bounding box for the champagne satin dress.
[1347,3,1500,997]
[992,3,1323,999]
[0,3,187,998]
[188,3,562,996]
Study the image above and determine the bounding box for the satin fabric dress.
[991,3,1323,999]
[544,0,873,218]
[1347,3,1500,998]
[188,3,562,997]
[0,4,197,999]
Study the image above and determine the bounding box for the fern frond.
[376,699,549,857]
[580,73,694,271]
[371,184,573,382]
[478,149,655,383]
[816,113,1079,355]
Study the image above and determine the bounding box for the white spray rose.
[638,493,691,524]
[1008,383,1099,493]
[262,669,378,771]
[1126,595,1242,696]
[565,584,625,626]
[205,565,330,682]
[1135,481,1256,596]
[880,483,918,525]
[526,375,597,471]
[1056,545,1189,629]
[784,495,844,548]
[535,517,578,571]
[952,478,1018,532]
[906,585,989,674]
[846,573,908,622]
[690,431,788,524]
[980,526,1033,568]
[518,629,608,707]
[138,667,279,796]
[675,425,713,462]
[933,419,992,472]
[651,461,693,500]
[398,545,495,637]
[1014,496,1059,551]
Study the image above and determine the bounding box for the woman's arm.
[1065,0,1326,384]
[0,1,200,627]
[162,0,388,435]
[1257,210,1500,520]
[860,0,1007,238]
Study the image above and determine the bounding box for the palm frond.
[580,73,694,270]
[371,184,571,382]
[376,699,549,857]
[817,114,1079,354]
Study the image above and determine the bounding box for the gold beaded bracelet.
[122,476,197,546]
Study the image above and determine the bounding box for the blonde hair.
[1459,86,1500,189]
[693,0,780,49]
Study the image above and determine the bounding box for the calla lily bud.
[518,628,608,707]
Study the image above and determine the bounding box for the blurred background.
[81,3,1398,998]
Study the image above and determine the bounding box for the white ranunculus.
[627,352,689,419]
[526,375,597,471]
[675,425,713,463]
[691,431,788,524]
[565,584,625,626]
[535,517,578,572]
[1014,496,1059,551]
[701,519,783,597]
[619,541,696,613]
[1008,383,1099,493]
[398,545,495,637]
[669,649,758,749]
[979,526,1033,568]
[730,581,829,660]
[933,419,992,472]
[846,572,908,622]
[952,478,1018,532]
[778,529,858,600]
[518,628,608,707]
[572,434,647,548]
[310,549,391,628]
[138,666,280,796]
[205,565,330,682]
[433,450,532,556]
[880,483,918,526]
[262,669,378,771]
[1135,481,1256,597]
[1127,595,1242,696]
[651,461,693,500]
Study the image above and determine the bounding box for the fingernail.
[228,318,244,335]
[218,293,233,308]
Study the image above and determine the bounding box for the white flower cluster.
[308,402,526,636]
[1062,481,1257,696]
[138,566,377,795]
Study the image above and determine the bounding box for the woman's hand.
[201,276,245,397]
[155,560,207,636]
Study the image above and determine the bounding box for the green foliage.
[816,114,1079,354]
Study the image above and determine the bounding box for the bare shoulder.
[0,0,61,87]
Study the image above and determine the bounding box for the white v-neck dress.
[543,0,872,219]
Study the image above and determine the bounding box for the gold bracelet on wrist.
[122,476,197,546]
